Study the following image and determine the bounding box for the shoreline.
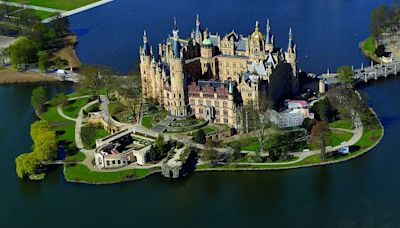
[43,0,114,23]
[359,37,383,64]
[0,69,60,84]
[63,109,384,184]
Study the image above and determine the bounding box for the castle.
[140,15,299,127]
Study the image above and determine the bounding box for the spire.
[255,21,259,32]
[172,17,181,58]
[196,14,200,27]
[266,19,271,44]
[173,16,177,31]
[143,30,148,43]
[195,14,202,42]
[288,27,294,50]
[142,30,150,56]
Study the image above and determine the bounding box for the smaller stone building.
[94,129,153,169]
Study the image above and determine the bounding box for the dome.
[202,38,212,46]
[251,30,264,41]
[251,21,264,41]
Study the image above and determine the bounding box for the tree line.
[1,11,71,71]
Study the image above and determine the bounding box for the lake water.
[1,0,400,227]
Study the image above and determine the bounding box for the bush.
[375,44,386,57]
[194,129,206,144]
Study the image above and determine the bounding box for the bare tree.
[311,121,331,160]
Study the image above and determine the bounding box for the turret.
[140,30,153,98]
[194,14,202,43]
[288,27,295,53]
[265,19,274,52]
[172,17,181,59]
[169,17,188,117]
[142,30,151,56]
[284,27,298,93]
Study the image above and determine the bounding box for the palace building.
[140,15,299,127]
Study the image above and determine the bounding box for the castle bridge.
[319,60,400,85]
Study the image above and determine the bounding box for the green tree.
[311,121,331,160]
[201,140,218,164]
[337,65,354,85]
[49,13,70,36]
[34,130,58,161]
[9,36,37,69]
[155,134,164,154]
[16,120,58,178]
[311,97,335,122]
[0,47,9,65]
[28,22,55,50]
[51,93,68,107]
[38,51,51,73]
[375,44,386,57]
[15,153,38,178]
[194,129,206,144]
[31,86,46,114]
[370,5,390,38]
[53,56,68,70]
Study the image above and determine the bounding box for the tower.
[249,21,265,61]
[284,28,299,93]
[200,28,216,77]
[265,19,274,52]
[140,30,153,98]
[194,14,203,44]
[170,17,189,117]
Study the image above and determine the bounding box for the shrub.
[194,129,206,144]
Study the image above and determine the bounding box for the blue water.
[2,0,400,227]
[70,0,392,73]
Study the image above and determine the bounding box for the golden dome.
[250,21,264,41]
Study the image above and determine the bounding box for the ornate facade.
[140,16,299,127]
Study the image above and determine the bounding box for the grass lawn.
[41,105,70,123]
[361,35,376,55]
[354,127,382,149]
[108,102,121,115]
[82,126,110,149]
[203,126,217,134]
[64,164,154,184]
[6,0,101,10]
[53,124,75,143]
[85,102,100,113]
[95,128,109,139]
[67,90,89,99]
[142,116,153,129]
[64,152,86,162]
[33,10,55,19]
[329,119,353,130]
[62,97,89,118]
[328,130,353,147]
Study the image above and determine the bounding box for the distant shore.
[0,69,59,84]
[0,33,80,84]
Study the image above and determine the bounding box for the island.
[13,15,384,184]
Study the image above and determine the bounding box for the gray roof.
[209,35,218,46]
[235,39,247,51]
